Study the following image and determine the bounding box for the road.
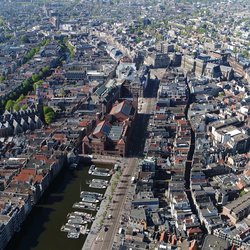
[83,73,159,250]
[138,98,157,114]
[92,158,138,250]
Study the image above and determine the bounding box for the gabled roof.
[118,138,125,145]
[110,100,132,118]
[93,120,111,137]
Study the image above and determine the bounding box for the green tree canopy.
[43,106,55,124]
[32,74,41,83]
[34,80,43,90]
[16,94,25,103]
[22,104,28,110]
[13,103,20,111]
[5,100,15,111]
[0,76,5,82]
[42,66,50,74]
[44,111,55,124]
[21,35,30,44]
[43,106,54,114]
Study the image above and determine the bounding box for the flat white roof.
[226,129,241,137]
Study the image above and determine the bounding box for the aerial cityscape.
[0,0,250,249]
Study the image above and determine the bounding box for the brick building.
[82,99,137,157]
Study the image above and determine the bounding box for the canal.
[6,162,112,250]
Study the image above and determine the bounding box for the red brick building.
[82,99,137,157]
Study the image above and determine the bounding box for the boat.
[73,202,98,211]
[89,179,109,189]
[81,196,99,203]
[80,191,103,200]
[70,211,89,217]
[67,211,93,219]
[69,163,78,170]
[67,231,80,239]
[72,211,95,221]
[88,165,111,177]
[89,183,107,189]
[65,222,83,229]
[68,218,87,225]
[91,167,111,177]
[88,165,96,174]
[80,225,88,235]
[80,191,103,199]
[79,201,97,207]
[61,225,74,232]
[91,172,111,177]
[92,179,109,184]
[69,216,92,223]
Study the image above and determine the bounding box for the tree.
[23,79,32,92]
[242,50,249,58]
[60,88,66,97]
[0,76,5,82]
[43,106,54,114]
[13,103,20,111]
[24,79,30,87]
[0,17,4,27]
[65,40,76,58]
[42,66,50,74]
[233,47,238,53]
[16,94,25,103]
[21,35,30,44]
[44,111,55,124]
[197,27,206,34]
[156,33,164,41]
[21,104,28,110]
[43,106,55,124]
[34,80,43,90]
[5,100,15,111]
[41,39,50,46]
[60,88,70,97]
[136,37,142,44]
[8,92,16,100]
[32,74,40,83]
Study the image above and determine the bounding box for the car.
[104,227,108,232]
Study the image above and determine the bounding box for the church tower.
[36,87,45,122]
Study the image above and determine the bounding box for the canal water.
[6,162,112,250]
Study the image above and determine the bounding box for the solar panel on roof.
[121,103,132,116]
[102,124,111,135]
[108,126,123,141]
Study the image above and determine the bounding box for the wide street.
[91,157,138,250]
[83,73,159,250]
[138,97,157,114]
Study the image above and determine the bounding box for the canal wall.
[79,154,121,165]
